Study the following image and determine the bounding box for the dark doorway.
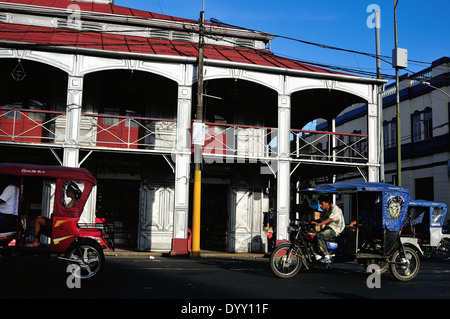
[96,179,140,249]
[200,183,228,251]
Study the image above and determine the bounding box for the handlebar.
[289,220,317,231]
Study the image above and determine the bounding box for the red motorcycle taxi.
[0,163,114,279]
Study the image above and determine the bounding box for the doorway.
[96,179,140,249]
[199,183,228,251]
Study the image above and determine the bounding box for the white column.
[171,85,192,255]
[367,97,380,182]
[276,94,291,242]
[63,75,83,168]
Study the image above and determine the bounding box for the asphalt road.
[2,252,450,301]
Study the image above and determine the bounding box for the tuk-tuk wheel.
[436,239,450,261]
[389,246,420,281]
[65,239,105,279]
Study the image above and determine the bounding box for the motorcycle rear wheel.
[436,239,450,261]
[65,240,105,279]
[270,243,302,279]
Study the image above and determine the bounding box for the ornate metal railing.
[0,106,368,164]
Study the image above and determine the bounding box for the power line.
[213,18,433,67]
[209,18,433,66]
[0,13,437,79]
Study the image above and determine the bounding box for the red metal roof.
[0,0,345,75]
[0,23,342,74]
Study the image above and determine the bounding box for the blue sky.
[114,0,449,83]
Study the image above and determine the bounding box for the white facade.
[0,0,384,254]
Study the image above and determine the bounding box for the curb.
[104,249,267,259]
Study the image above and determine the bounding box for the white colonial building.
[0,0,384,254]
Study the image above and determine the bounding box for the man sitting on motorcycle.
[0,178,20,233]
[312,195,345,263]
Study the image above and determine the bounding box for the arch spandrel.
[286,76,375,104]
[200,65,285,94]
[78,55,187,84]
[0,49,74,74]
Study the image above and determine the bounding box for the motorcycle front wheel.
[389,246,420,281]
[270,243,302,279]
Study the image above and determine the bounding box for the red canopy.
[0,163,96,185]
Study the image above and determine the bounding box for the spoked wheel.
[65,241,105,279]
[270,243,302,279]
[389,246,420,281]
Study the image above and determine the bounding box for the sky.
[114,0,449,84]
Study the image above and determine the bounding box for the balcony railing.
[200,122,275,160]
[0,106,369,164]
[81,113,177,150]
[0,106,178,152]
[0,106,65,143]
[290,129,368,164]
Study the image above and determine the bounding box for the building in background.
[321,57,449,206]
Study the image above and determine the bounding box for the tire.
[270,243,302,279]
[65,240,105,279]
[436,239,450,261]
[389,246,420,281]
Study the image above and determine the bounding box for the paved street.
[2,252,450,301]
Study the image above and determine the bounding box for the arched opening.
[83,69,178,119]
[291,88,366,130]
[0,58,68,144]
[192,78,278,127]
[82,69,178,150]
[290,88,369,182]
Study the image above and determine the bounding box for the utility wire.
[209,18,432,66]
[0,14,438,79]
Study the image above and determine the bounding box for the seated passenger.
[0,178,20,233]
[26,181,81,247]
[64,182,81,208]
[26,215,52,247]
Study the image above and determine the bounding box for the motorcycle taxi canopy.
[300,182,411,232]
[409,200,448,228]
[0,163,96,219]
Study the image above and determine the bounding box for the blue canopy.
[300,182,411,232]
[300,182,410,195]
[408,200,448,227]
[409,199,447,208]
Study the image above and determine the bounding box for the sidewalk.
[104,248,267,259]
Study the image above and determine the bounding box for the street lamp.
[422,81,450,99]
